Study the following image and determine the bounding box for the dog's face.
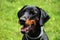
[17,5,50,34]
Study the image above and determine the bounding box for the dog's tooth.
[20,25,24,27]
[26,27,29,30]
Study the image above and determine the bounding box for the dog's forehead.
[24,6,38,10]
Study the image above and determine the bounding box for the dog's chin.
[21,25,31,34]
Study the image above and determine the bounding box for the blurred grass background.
[0,0,60,40]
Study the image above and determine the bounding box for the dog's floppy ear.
[40,9,50,26]
[17,5,27,18]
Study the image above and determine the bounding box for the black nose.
[19,19,25,25]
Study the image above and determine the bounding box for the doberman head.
[17,5,50,34]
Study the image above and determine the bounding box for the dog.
[17,5,50,40]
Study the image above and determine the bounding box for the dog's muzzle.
[20,18,36,34]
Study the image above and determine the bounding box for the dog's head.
[17,5,50,34]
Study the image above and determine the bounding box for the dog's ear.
[40,9,50,26]
[17,5,27,18]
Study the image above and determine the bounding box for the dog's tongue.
[21,26,30,32]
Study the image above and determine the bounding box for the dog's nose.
[19,19,25,25]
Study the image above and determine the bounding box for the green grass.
[0,0,60,40]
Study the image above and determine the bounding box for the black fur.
[17,5,50,40]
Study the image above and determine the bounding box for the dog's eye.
[31,10,34,12]
[30,11,35,15]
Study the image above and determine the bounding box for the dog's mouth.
[20,19,37,33]
[21,25,31,33]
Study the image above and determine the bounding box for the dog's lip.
[21,25,31,32]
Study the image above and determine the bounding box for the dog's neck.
[25,25,43,40]
[28,26,41,37]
